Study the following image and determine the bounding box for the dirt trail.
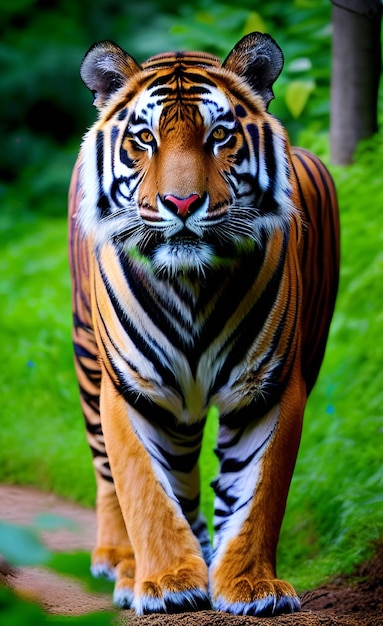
[1,485,382,625]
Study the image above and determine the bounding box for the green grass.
[0,210,95,504]
[1,129,382,592]
[278,132,383,590]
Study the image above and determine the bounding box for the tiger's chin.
[151,239,216,277]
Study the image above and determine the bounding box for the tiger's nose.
[163,193,202,218]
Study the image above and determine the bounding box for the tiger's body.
[69,33,339,616]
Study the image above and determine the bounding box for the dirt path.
[1,485,382,625]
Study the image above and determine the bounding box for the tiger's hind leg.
[92,473,135,605]
[210,375,305,616]
[73,323,135,597]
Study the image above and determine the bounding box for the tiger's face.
[79,34,295,274]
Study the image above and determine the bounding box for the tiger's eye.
[138,130,154,144]
[212,127,227,141]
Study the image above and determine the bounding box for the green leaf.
[0,521,51,566]
[285,79,315,118]
[195,11,215,26]
[207,405,219,421]
[294,0,318,7]
[243,12,267,35]
[47,552,114,594]
[0,586,47,626]
[287,57,312,73]
[33,513,78,532]
[0,0,35,12]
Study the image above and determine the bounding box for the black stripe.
[119,252,190,349]
[151,87,173,97]
[210,233,288,394]
[263,122,277,185]
[98,252,180,392]
[212,487,253,519]
[155,443,200,473]
[121,385,179,428]
[259,121,281,215]
[220,432,272,473]
[195,250,264,357]
[182,71,217,87]
[117,107,128,121]
[96,130,104,182]
[178,494,200,515]
[219,289,300,429]
[211,481,237,509]
[85,420,103,436]
[96,131,112,219]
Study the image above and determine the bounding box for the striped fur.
[69,33,340,616]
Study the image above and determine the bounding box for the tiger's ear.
[223,32,284,109]
[80,41,142,110]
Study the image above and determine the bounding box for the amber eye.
[211,126,229,141]
[137,129,154,144]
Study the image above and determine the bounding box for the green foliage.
[0,214,95,505]
[0,585,48,626]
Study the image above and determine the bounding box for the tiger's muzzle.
[142,192,216,239]
[162,193,206,219]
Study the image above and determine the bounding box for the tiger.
[68,31,340,616]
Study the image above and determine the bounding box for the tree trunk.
[330,0,382,164]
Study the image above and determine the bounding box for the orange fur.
[99,362,209,598]
[69,34,339,616]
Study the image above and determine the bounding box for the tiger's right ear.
[80,41,142,110]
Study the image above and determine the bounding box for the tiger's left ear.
[80,41,142,110]
[223,32,284,109]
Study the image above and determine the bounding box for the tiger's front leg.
[210,374,305,616]
[100,363,210,614]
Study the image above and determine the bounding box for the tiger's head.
[78,32,296,275]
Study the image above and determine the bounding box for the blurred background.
[1,0,382,595]
[1,0,335,214]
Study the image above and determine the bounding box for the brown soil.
[1,485,382,625]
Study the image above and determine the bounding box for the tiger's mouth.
[150,237,216,275]
[167,230,202,244]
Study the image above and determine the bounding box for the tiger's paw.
[91,545,135,582]
[213,578,301,617]
[132,556,211,615]
[133,585,211,615]
[111,555,138,608]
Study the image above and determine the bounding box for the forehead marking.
[133,68,232,131]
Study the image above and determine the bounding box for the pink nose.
[163,193,201,218]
